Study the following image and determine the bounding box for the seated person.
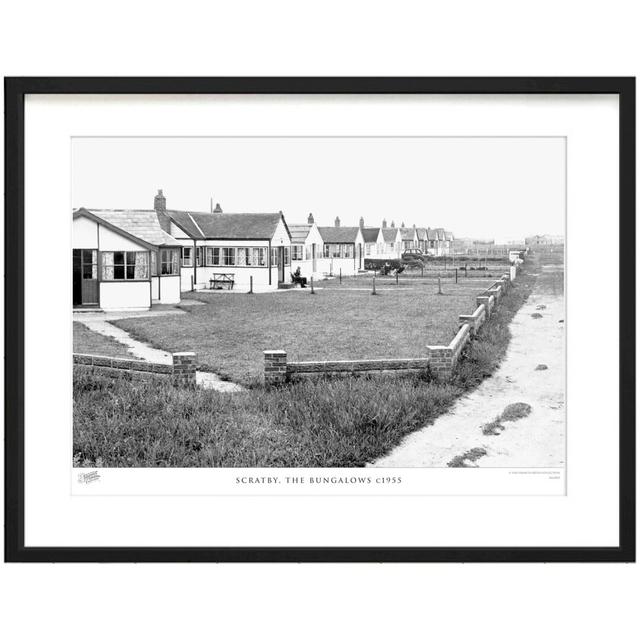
[291,266,307,287]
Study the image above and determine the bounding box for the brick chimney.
[307,213,314,224]
[213,203,222,213]
[359,216,364,229]
[154,189,166,213]
[391,220,395,228]
[382,218,387,228]
[401,221,405,228]
[335,216,340,227]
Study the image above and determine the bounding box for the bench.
[209,274,235,290]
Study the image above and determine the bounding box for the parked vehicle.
[401,249,426,262]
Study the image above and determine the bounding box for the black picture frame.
[4,77,635,563]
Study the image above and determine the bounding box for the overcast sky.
[72,137,565,242]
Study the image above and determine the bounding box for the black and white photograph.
[71,136,566,472]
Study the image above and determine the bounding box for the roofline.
[164,209,289,241]
[73,208,160,250]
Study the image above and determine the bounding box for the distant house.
[318,217,365,276]
[156,192,292,292]
[361,226,384,257]
[433,228,447,256]
[444,231,455,255]
[378,223,402,259]
[288,214,326,280]
[425,228,439,255]
[415,227,429,253]
[399,225,418,251]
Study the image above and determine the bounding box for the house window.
[252,247,266,266]
[365,244,372,255]
[344,244,354,258]
[284,247,290,266]
[271,247,278,266]
[205,247,220,266]
[182,247,193,267]
[236,248,248,266]
[160,249,179,275]
[292,245,304,261]
[331,244,341,258]
[101,251,149,280]
[222,247,236,266]
[196,247,204,267]
[305,245,312,260]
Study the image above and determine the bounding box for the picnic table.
[209,274,235,290]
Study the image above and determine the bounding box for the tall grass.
[74,370,459,467]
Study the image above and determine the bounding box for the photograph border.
[4,76,635,562]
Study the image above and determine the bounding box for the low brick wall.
[459,304,486,336]
[264,269,516,385]
[73,352,197,386]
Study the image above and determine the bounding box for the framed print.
[4,77,635,562]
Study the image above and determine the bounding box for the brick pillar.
[172,352,197,386]
[264,350,287,385]
[428,346,453,379]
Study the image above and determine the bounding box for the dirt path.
[371,265,565,468]
[74,309,242,393]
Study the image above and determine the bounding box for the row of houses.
[72,190,455,310]
[360,220,454,257]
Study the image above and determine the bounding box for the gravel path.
[75,309,242,393]
[371,265,565,468]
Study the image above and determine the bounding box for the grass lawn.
[74,260,539,467]
[73,322,140,359]
[114,279,495,386]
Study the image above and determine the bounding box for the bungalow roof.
[288,224,313,243]
[165,210,289,240]
[361,227,381,243]
[381,227,399,242]
[318,226,362,243]
[75,208,178,248]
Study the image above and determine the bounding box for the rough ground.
[371,264,565,468]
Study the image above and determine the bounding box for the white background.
[1,2,638,639]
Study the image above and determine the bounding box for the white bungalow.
[378,224,402,260]
[399,225,418,251]
[361,226,383,258]
[72,208,182,311]
[426,227,445,256]
[288,214,326,281]
[317,217,365,276]
[444,230,455,255]
[155,192,292,292]
[415,227,429,253]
